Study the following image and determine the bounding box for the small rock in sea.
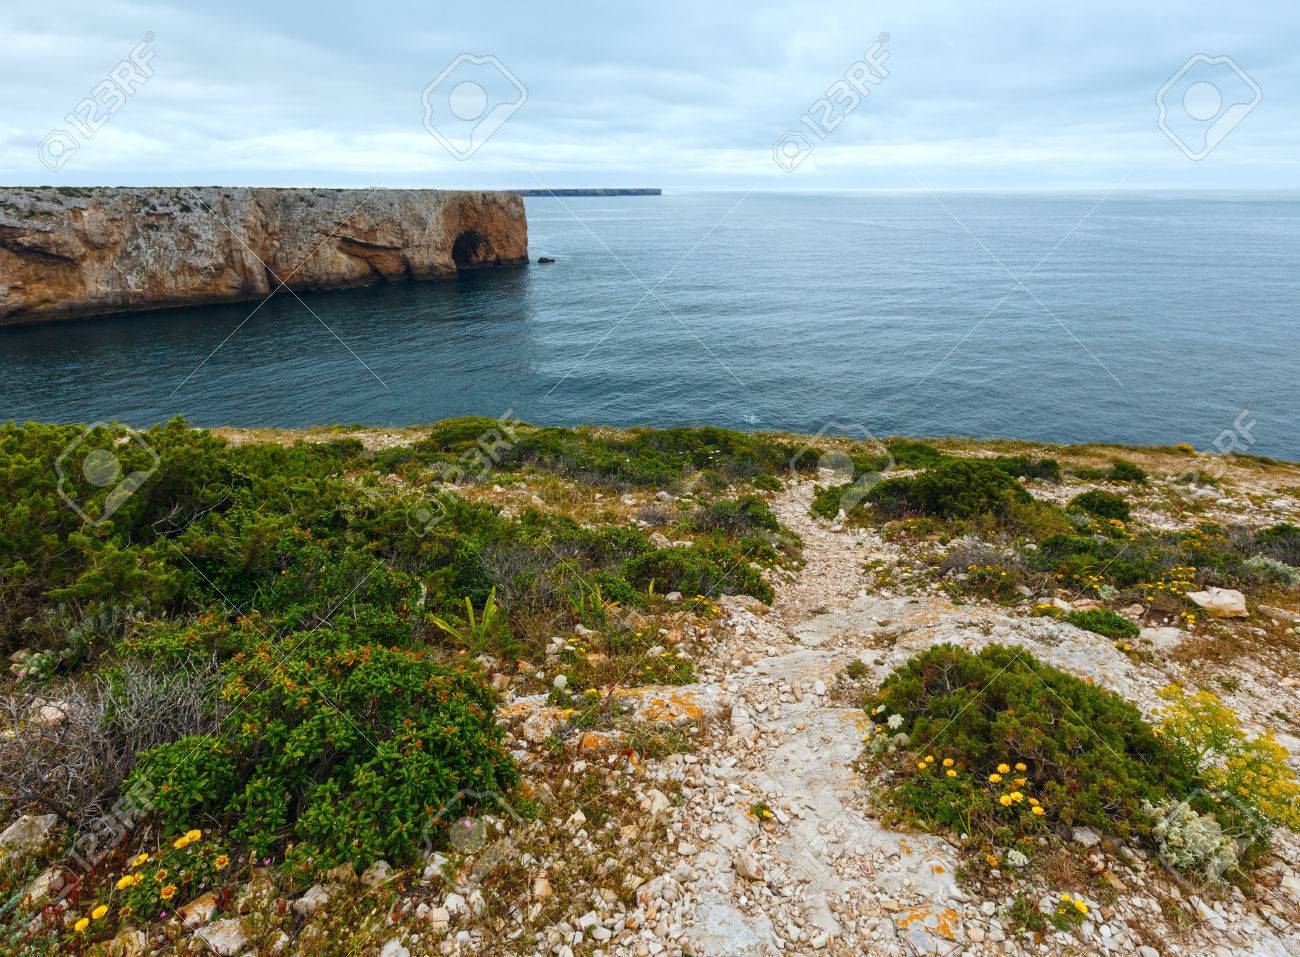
[537,256,556,263]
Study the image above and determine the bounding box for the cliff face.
[0,187,528,325]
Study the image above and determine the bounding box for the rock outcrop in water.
[0,186,528,325]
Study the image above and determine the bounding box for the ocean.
[3,190,1298,457]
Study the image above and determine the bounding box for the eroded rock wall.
[0,186,528,325]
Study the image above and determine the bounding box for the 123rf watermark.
[37,34,156,171]
[773,34,890,172]
[406,410,523,535]
[788,421,894,518]
[422,54,527,160]
[1156,54,1261,161]
[55,423,160,527]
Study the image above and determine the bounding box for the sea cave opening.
[451,229,488,272]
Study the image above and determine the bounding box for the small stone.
[0,814,59,861]
[1186,587,1247,618]
[101,929,148,957]
[533,876,553,899]
[736,850,763,881]
[361,860,393,887]
[291,883,330,915]
[1072,826,1102,848]
[444,892,467,915]
[20,866,65,908]
[194,918,248,956]
[27,698,69,725]
[176,891,219,929]
[378,940,410,957]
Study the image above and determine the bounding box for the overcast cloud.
[1,0,1296,189]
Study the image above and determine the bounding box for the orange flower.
[160,884,177,901]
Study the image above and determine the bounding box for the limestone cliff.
[0,186,528,325]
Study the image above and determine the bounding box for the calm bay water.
[2,191,1298,457]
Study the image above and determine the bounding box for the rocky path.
[651,480,1300,957]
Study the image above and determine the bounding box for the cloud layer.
[2,0,1296,188]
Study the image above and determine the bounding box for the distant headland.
[509,188,662,197]
[0,186,528,325]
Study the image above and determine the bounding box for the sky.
[1,1,1296,190]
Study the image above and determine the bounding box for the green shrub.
[1069,489,1131,521]
[690,494,779,537]
[867,459,1031,521]
[1068,465,1108,481]
[128,622,518,866]
[864,644,1199,842]
[623,543,773,603]
[809,482,855,520]
[883,439,948,469]
[499,425,805,489]
[992,456,1062,482]
[1107,460,1147,483]
[1066,608,1139,639]
[1252,523,1300,567]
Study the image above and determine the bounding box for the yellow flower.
[1028,797,1040,806]
[155,869,168,882]
[160,883,177,901]
[988,773,1003,783]
[1010,791,1024,802]
[74,918,90,932]
[1014,762,1027,772]
[925,755,935,764]
[946,769,957,778]
[997,763,1010,774]
[942,758,954,768]
[130,853,149,867]
[999,795,1013,806]
[1074,899,1088,914]
[185,829,202,842]
[1014,777,1027,786]
[116,874,136,890]
[985,854,999,866]
[91,904,108,920]
[1032,805,1046,816]
[215,854,230,870]
[917,761,927,770]
[173,835,191,849]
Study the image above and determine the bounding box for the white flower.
[887,714,904,730]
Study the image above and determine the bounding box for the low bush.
[1107,460,1148,483]
[868,459,1032,521]
[498,425,807,490]
[863,645,1200,843]
[1066,608,1139,640]
[1069,489,1131,521]
[690,494,779,537]
[0,659,224,828]
[1251,522,1300,567]
[623,542,773,603]
[127,622,518,866]
[992,455,1062,482]
[883,439,948,469]
[1156,685,1300,832]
